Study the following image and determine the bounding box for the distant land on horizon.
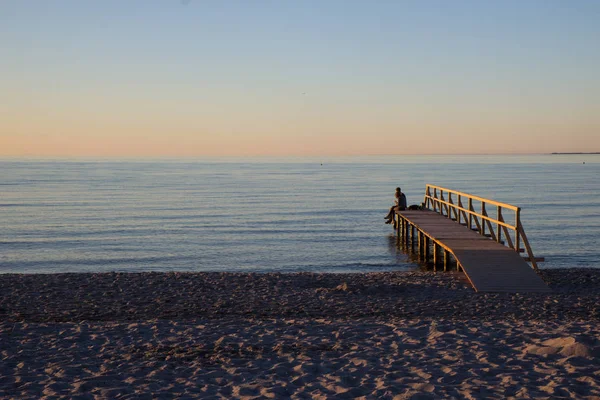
[551,152,600,155]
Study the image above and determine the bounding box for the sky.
[1,0,599,157]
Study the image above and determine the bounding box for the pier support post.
[444,250,449,272]
[403,220,407,244]
[433,242,438,271]
[419,232,425,262]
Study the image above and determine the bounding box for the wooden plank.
[396,210,550,293]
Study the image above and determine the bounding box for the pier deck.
[397,210,550,292]
[394,185,550,293]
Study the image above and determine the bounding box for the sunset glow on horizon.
[2,1,599,157]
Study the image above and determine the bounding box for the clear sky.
[1,0,599,157]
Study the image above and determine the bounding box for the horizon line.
[1,152,596,160]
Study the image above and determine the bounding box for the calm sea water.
[1,155,598,273]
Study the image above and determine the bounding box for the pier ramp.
[395,185,550,293]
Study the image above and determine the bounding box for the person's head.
[396,187,401,193]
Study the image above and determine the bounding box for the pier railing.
[423,184,543,269]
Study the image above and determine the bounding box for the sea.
[1,155,598,274]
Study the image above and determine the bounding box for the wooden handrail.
[426,185,521,211]
[423,184,542,270]
[427,196,516,230]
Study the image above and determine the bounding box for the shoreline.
[1,269,599,322]
[2,269,599,398]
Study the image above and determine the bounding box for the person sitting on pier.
[384,187,407,225]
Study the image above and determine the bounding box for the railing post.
[440,191,445,216]
[519,224,539,270]
[515,208,521,252]
[468,198,473,230]
[497,206,502,243]
[458,194,467,224]
[481,202,486,236]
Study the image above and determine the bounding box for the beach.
[1,269,599,399]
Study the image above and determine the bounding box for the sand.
[1,269,599,399]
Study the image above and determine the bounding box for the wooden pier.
[394,185,550,293]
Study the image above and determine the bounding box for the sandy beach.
[1,269,599,399]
